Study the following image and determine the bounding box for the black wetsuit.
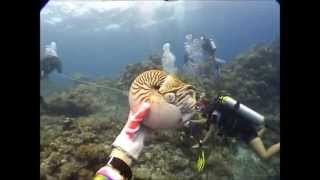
[202,37,215,58]
[40,56,62,79]
[204,98,258,143]
[40,55,62,109]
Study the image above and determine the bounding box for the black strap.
[106,156,132,180]
[265,123,280,134]
[234,101,240,111]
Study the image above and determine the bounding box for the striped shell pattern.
[129,70,197,129]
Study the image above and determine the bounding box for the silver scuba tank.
[217,96,265,125]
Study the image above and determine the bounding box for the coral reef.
[40,40,280,180]
[218,39,280,137]
[44,84,101,117]
[40,115,113,180]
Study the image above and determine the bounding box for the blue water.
[40,1,279,79]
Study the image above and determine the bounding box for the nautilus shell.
[129,70,197,129]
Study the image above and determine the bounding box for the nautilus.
[129,70,197,129]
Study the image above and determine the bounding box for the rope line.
[57,73,128,97]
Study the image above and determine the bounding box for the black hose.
[265,123,280,135]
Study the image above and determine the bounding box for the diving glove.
[112,102,151,160]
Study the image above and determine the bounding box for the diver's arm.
[95,147,134,180]
[199,109,221,144]
[200,123,214,144]
[257,127,267,137]
[189,118,207,124]
[110,148,132,166]
[94,148,131,180]
[95,166,125,180]
[95,103,151,180]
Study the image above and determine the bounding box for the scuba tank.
[216,96,265,125]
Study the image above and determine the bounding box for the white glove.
[112,102,151,160]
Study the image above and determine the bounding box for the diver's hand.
[181,112,196,127]
[41,70,44,77]
[112,102,151,160]
[192,142,201,149]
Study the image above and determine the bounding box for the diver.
[40,41,62,109]
[201,35,216,60]
[40,41,62,79]
[189,95,280,160]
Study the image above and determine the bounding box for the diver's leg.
[257,127,267,137]
[249,137,280,159]
[189,122,203,148]
[192,123,215,148]
[40,96,49,110]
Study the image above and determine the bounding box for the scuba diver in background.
[40,41,62,79]
[201,35,216,61]
[189,95,280,160]
[40,41,62,108]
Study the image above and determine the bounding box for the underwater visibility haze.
[40,1,280,180]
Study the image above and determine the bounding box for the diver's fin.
[215,57,226,64]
